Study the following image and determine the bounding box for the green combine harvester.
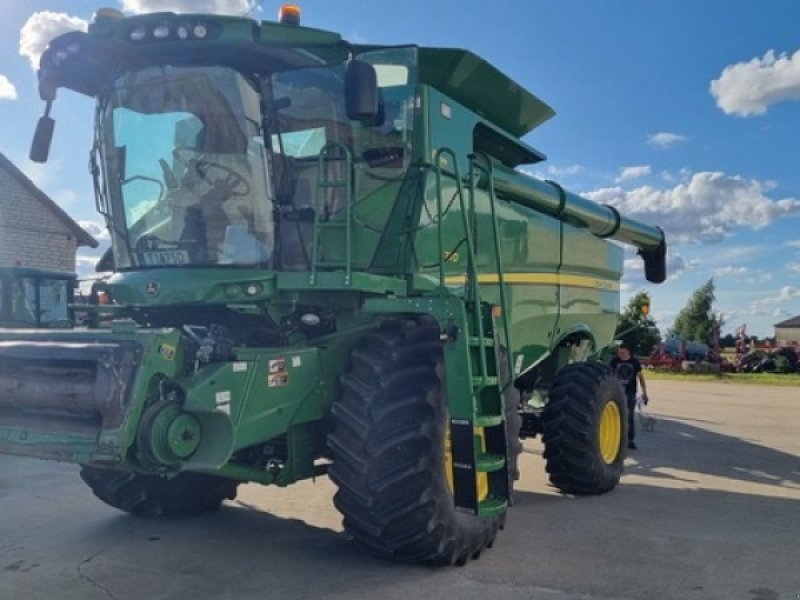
[0,6,666,565]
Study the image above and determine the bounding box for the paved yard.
[1,379,798,599]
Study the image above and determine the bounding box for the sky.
[0,0,798,338]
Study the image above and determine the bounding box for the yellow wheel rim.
[599,401,622,464]
[444,423,489,502]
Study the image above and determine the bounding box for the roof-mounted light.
[126,19,218,43]
[153,24,170,39]
[130,26,146,41]
[278,4,301,26]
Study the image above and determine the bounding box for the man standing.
[610,343,648,450]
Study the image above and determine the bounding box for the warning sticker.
[215,390,231,415]
[268,358,286,373]
[159,343,176,361]
[232,362,248,373]
[268,372,289,388]
[291,356,302,368]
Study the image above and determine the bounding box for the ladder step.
[478,497,508,518]
[467,336,495,347]
[316,221,346,229]
[474,414,503,428]
[314,261,347,267]
[472,376,498,388]
[475,452,505,473]
[319,182,347,188]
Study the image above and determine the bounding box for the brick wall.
[0,166,79,271]
[776,327,800,345]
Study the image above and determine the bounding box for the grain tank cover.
[418,48,555,137]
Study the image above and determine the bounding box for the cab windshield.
[96,48,418,271]
[98,66,273,268]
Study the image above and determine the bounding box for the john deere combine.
[0,6,666,564]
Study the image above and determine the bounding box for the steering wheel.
[172,147,251,197]
[193,160,251,197]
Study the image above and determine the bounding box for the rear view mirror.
[345,60,379,121]
[30,115,55,163]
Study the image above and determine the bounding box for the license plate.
[140,249,190,266]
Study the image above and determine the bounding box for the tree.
[669,278,723,343]
[615,291,661,357]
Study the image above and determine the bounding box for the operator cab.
[29,10,421,275]
[100,65,273,269]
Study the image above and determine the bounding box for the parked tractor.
[0,6,666,565]
[0,266,75,328]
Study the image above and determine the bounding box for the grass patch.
[645,370,800,387]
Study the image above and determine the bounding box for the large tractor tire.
[328,318,521,565]
[541,362,627,495]
[80,466,239,517]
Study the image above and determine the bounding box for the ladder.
[433,148,514,517]
[309,143,354,286]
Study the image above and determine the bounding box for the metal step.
[478,497,508,518]
[467,336,495,347]
[476,452,505,473]
[474,414,503,428]
[472,376,498,388]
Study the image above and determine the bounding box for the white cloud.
[616,165,651,183]
[787,262,800,274]
[585,171,800,243]
[751,286,800,313]
[77,219,110,241]
[745,272,773,285]
[786,240,800,248]
[76,254,102,267]
[53,190,79,208]
[121,0,251,14]
[714,266,749,277]
[19,12,88,70]
[647,132,687,149]
[710,49,800,117]
[0,74,17,100]
[546,164,583,177]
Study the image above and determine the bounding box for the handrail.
[310,142,353,286]
[433,148,489,387]
[469,153,514,385]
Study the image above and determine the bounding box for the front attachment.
[0,340,140,463]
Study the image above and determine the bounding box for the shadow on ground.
[626,413,799,489]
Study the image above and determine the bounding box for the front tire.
[541,362,627,495]
[327,318,521,565]
[80,467,239,517]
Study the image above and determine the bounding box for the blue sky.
[1,1,799,337]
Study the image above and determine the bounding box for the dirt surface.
[1,379,798,600]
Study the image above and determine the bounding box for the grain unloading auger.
[0,5,665,565]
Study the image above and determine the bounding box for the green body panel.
[0,10,666,510]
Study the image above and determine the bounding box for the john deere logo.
[145,281,160,296]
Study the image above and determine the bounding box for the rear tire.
[80,467,239,517]
[328,318,521,565]
[541,362,627,495]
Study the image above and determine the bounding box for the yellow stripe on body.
[443,272,620,291]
